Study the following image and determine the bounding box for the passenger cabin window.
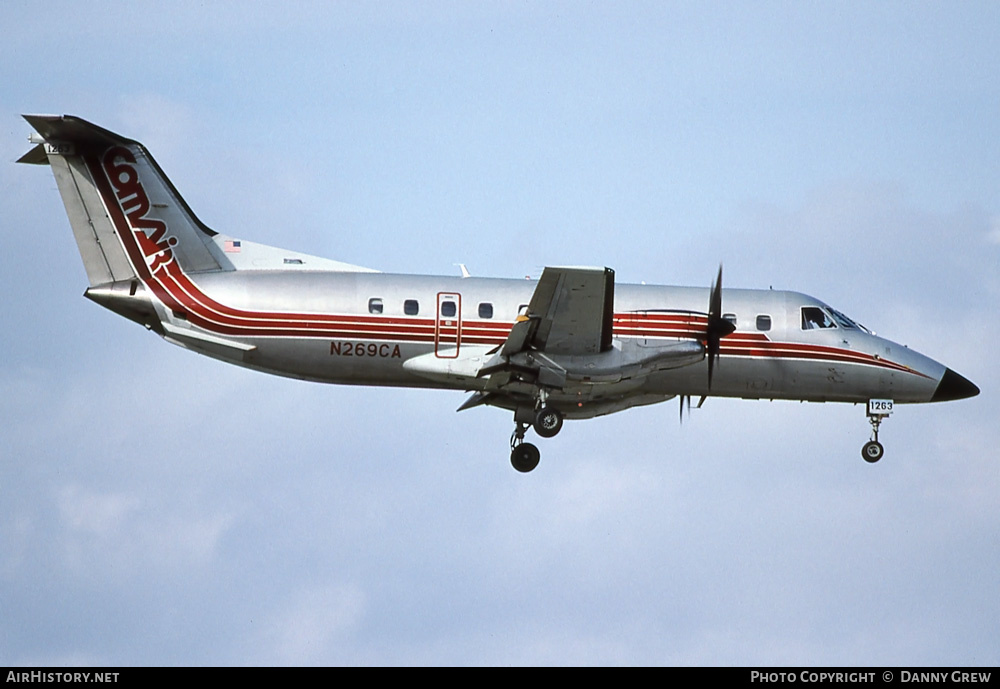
[518,304,529,317]
[440,300,457,318]
[478,302,494,319]
[756,315,772,331]
[801,306,835,330]
[404,299,419,316]
[723,313,737,327]
[368,298,383,315]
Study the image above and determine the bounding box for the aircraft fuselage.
[87,269,956,419]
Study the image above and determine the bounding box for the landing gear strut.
[510,423,540,473]
[862,399,892,463]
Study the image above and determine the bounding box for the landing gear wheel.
[511,442,541,473]
[862,441,884,463]
[534,407,563,438]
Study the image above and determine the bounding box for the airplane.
[18,114,980,472]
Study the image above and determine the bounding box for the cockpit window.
[827,307,869,332]
[801,306,836,330]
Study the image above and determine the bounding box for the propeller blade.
[679,394,692,423]
[704,264,736,390]
[709,265,723,322]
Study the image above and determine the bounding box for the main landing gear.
[534,406,564,438]
[510,423,540,473]
[509,395,564,472]
[862,399,892,463]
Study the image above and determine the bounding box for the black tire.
[862,441,884,463]
[510,443,541,473]
[534,407,563,438]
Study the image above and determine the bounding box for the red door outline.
[435,292,462,358]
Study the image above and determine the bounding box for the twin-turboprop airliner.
[19,115,979,472]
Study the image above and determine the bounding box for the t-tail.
[18,114,373,329]
[18,115,233,329]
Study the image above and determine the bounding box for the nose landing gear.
[862,399,892,463]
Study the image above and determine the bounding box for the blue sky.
[2,1,998,665]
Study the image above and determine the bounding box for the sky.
[1,1,998,666]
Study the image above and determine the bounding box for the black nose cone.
[931,368,980,402]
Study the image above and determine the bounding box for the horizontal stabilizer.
[16,143,48,165]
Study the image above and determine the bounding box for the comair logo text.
[103,146,178,272]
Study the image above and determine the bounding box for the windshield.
[827,307,871,333]
[802,305,871,333]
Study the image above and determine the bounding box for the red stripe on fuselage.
[85,149,926,378]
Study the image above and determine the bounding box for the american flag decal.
[224,240,241,253]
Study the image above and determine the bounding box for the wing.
[463,265,705,415]
[478,266,616,389]
[502,266,615,357]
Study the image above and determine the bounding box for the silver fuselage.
[89,269,947,419]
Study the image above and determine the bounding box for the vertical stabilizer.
[19,115,223,286]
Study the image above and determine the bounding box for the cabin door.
[435,292,462,358]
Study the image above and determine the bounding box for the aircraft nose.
[931,368,980,402]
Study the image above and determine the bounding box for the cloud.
[251,584,367,665]
[988,215,1000,245]
[54,484,236,582]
